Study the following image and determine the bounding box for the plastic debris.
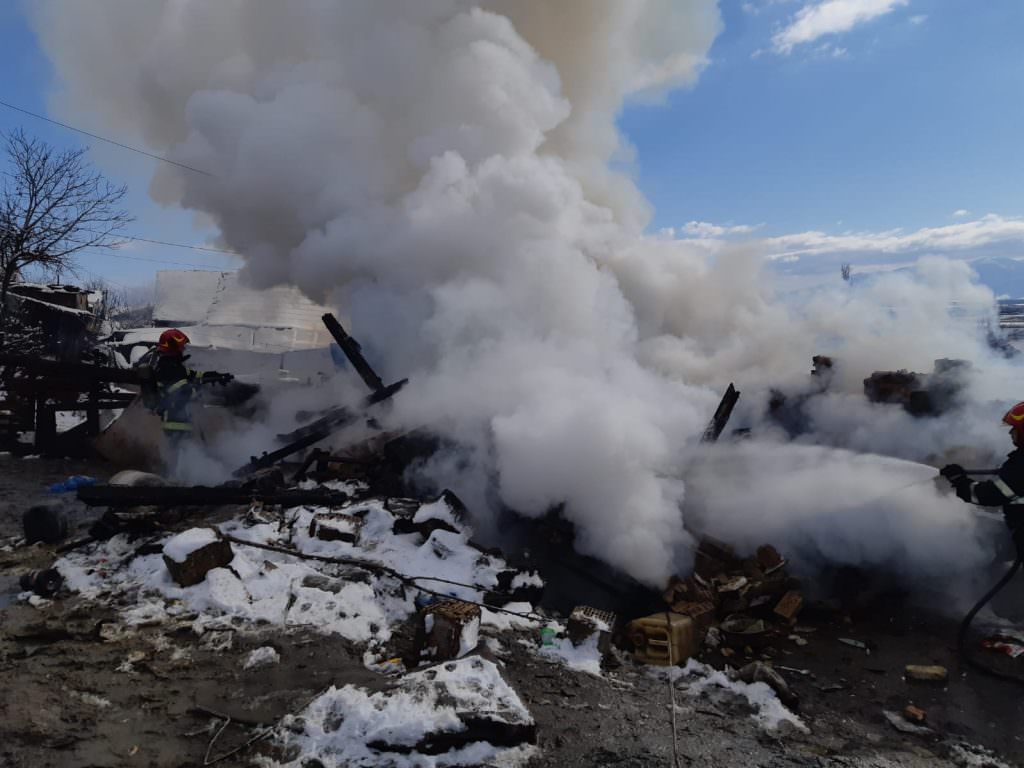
[46,475,98,494]
[883,709,931,735]
[981,637,1024,658]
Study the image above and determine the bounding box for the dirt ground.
[2,454,1024,768]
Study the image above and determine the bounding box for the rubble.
[839,637,872,654]
[162,528,234,587]
[279,656,535,764]
[19,568,64,597]
[415,600,482,662]
[734,661,799,709]
[863,359,969,417]
[883,709,932,735]
[904,664,948,683]
[628,612,702,666]
[566,606,616,655]
[981,636,1024,658]
[308,512,362,544]
[773,590,804,622]
[903,705,927,724]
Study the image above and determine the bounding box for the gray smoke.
[30,2,1019,591]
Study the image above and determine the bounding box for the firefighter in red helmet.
[147,329,233,436]
[941,402,1024,548]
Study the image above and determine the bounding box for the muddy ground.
[2,454,1024,768]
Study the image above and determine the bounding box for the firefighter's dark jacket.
[151,354,201,429]
[954,448,1024,527]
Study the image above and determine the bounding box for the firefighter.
[941,402,1024,552]
[147,328,233,436]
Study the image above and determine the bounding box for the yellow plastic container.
[628,612,702,666]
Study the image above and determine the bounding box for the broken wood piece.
[321,312,385,392]
[308,512,362,544]
[701,382,740,443]
[163,529,234,587]
[773,590,804,621]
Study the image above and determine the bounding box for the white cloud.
[762,214,1024,259]
[952,209,971,218]
[772,0,909,55]
[666,213,1024,264]
[674,220,761,238]
[909,14,927,25]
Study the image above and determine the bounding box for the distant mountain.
[967,257,1024,299]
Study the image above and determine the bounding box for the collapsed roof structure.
[117,270,340,382]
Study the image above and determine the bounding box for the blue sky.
[625,0,1024,236]
[2,1,1023,289]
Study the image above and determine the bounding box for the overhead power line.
[0,98,213,177]
[89,249,234,271]
[117,233,239,255]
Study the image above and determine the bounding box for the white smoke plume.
[29,2,1021,591]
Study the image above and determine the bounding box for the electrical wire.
[113,233,238,256]
[0,98,213,176]
[95,250,233,270]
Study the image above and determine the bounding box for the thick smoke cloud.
[30,2,1020,591]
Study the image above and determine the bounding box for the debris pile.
[657,538,801,666]
[863,358,970,417]
[278,656,536,766]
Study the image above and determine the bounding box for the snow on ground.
[668,659,808,733]
[948,742,1015,768]
[244,646,281,669]
[54,492,538,651]
[272,655,536,768]
[163,527,219,562]
[537,621,604,676]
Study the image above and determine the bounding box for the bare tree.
[0,129,132,320]
[840,263,852,283]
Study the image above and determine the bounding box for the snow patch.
[277,656,533,767]
[674,660,808,733]
[244,646,281,669]
[538,623,603,676]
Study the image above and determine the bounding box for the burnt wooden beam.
[321,313,384,392]
[237,378,408,478]
[701,383,740,443]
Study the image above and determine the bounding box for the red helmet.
[156,328,190,356]
[1003,402,1024,432]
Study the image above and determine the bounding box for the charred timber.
[76,485,350,508]
[321,312,385,392]
[701,383,740,443]
[233,378,408,477]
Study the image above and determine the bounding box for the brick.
[416,601,481,662]
[773,591,804,621]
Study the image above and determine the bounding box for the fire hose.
[949,469,1024,686]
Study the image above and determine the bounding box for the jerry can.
[628,612,702,666]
